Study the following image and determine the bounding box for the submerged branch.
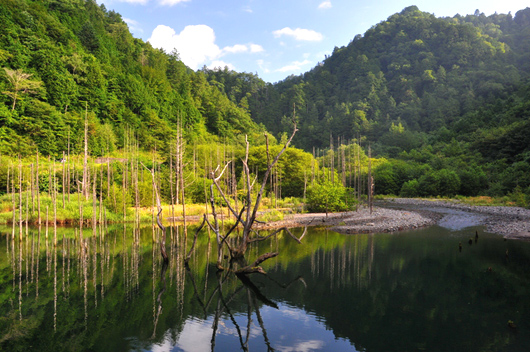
[249,226,308,244]
[235,252,279,275]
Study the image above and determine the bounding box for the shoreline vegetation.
[2,190,530,240]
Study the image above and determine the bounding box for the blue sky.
[98,0,528,83]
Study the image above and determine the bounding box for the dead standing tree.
[198,120,306,274]
[142,163,169,263]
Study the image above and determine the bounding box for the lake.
[1,216,530,351]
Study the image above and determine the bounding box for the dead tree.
[142,163,169,263]
[203,120,307,274]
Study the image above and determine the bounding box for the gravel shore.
[258,206,441,234]
[380,198,530,239]
[261,198,530,240]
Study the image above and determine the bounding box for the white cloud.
[148,24,221,70]
[208,60,236,71]
[105,0,190,5]
[276,60,312,72]
[221,43,264,55]
[148,24,264,70]
[174,319,212,352]
[276,340,325,352]
[223,44,248,54]
[158,0,191,5]
[115,0,149,4]
[318,1,332,10]
[272,27,323,42]
[243,5,253,13]
[250,44,264,53]
[257,59,270,73]
[123,17,138,25]
[123,17,143,33]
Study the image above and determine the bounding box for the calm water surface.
[1,218,530,351]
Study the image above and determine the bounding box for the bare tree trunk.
[19,158,22,241]
[152,147,156,232]
[368,145,373,215]
[67,130,71,202]
[92,167,97,235]
[6,163,9,195]
[53,161,57,246]
[341,141,346,186]
[31,163,34,215]
[330,133,334,184]
[83,103,89,200]
[177,121,187,239]
[62,151,66,209]
[37,151,41,225]
[170,142,175,227]
[142,163,169,263]
[11,170,16,238]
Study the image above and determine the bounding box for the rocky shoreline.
[260,198,530,240]
[381,198,530,239]
[258,205,441,234]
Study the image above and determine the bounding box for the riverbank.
[256,206,441,234]
[260,198,530,240]
[380,198,530,239]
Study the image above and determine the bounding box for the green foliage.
[246,144,314,198]
[373,162,399,195]
[458,167,488,196]
[508,185,529,208]
[1,2,530,202]
[0,0,261,157]
[400,179,420,197]
[104,184,131,214]
[306,180,353,213]
[416,169,461,197]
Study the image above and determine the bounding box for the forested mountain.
[0,0,262,157]
[2,2,530,200]
[206,6,530,150]
[204,6,530,199]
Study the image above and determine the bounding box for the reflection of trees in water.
[3,226,530,351]
[182,241,305,352]
[309,232,376,291]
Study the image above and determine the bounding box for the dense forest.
[0,0,263,158]
[204,6,530,201]
[1,1,530,206]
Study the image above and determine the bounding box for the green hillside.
[204,6,530,200]
[0,0,262,157]
[2,2,530,202]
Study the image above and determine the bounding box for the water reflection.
[1,224,530,351]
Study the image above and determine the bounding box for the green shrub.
[400,179,420,197]
[306,180,353,213]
